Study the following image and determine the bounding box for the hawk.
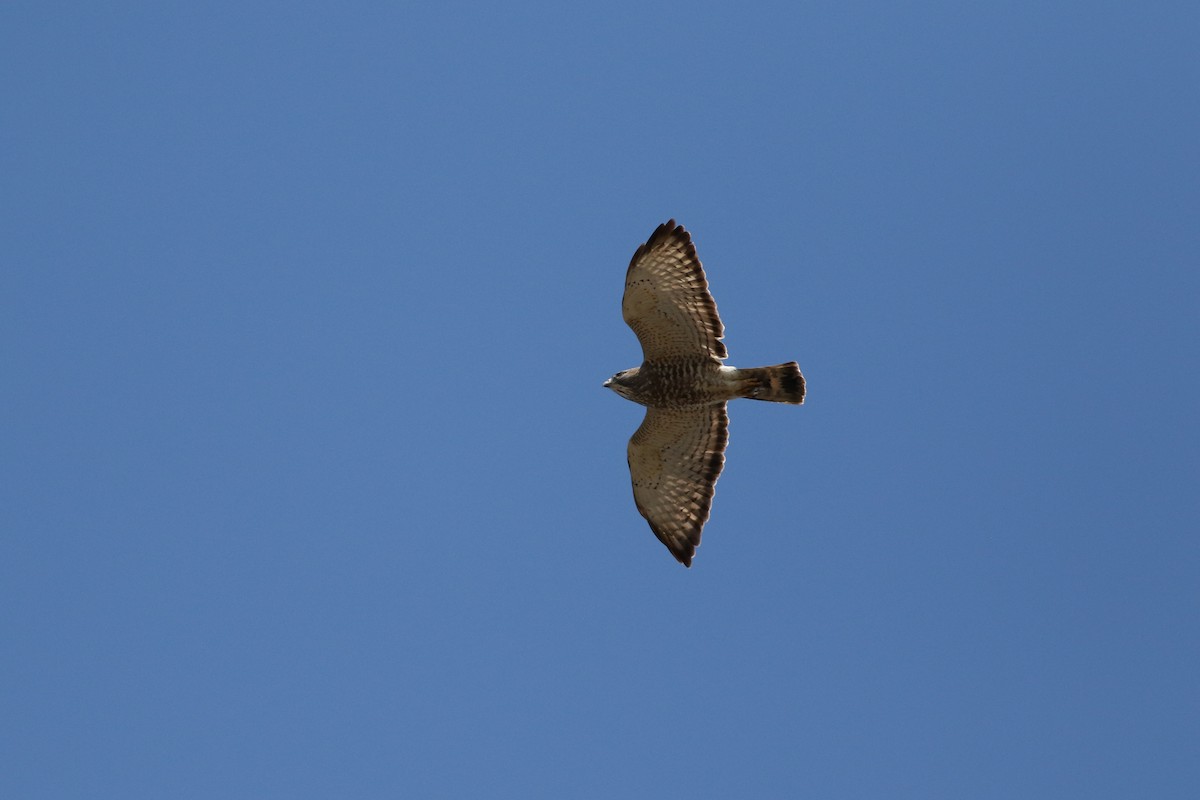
[604,220,805,567]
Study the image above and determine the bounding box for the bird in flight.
[604,220,805,567]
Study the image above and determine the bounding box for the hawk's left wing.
[623,220,728,363]
[626,404,729,567]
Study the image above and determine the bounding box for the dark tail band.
[739,362,805,404]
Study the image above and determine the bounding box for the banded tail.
[737,362,806,404]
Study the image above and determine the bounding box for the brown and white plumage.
[627,406,728,568]
[605,220,805,567]
[622,222,727,363]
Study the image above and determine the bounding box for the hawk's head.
[604,368,641,402]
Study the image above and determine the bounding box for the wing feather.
[622,220,727,363]
[626,405,729,566]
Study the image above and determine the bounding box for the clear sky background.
[3,3,1198,798]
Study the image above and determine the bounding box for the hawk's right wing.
[626,404,729,567]
[623,220,728,363]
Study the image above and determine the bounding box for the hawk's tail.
[737,362,806,404]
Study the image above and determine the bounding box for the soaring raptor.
[604,220,805,567]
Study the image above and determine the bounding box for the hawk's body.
[605,220,805,567]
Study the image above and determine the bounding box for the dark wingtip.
[648,219,686,246]
[649,521,699,568]
[664,536,696,568]
[674,535,699,568]
[628,219,698,284]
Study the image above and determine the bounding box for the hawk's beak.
[602,378,612,388]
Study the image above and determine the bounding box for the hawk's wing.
[623,220,728,363]
[627,405,729,567]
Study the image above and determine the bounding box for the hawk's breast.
[629,358,729,409]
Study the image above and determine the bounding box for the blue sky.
[3,2,1198,797]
